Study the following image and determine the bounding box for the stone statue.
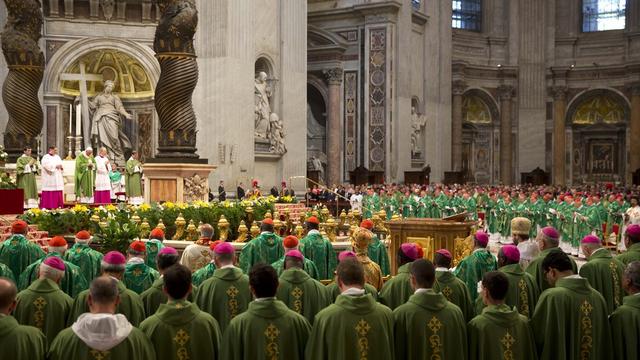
[89,80,132,165]
[254,71,273,139]
[410,106,427,157]
[310,155,325,183]
[268,113,286,154]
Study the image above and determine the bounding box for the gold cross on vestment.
[90,350,110,360]
[292,287,303,298]
[501,331,515,349]
[428,316,442,333]
[33,297,47,310]
[355,319,371,337]
[441,286,453,299]
[174,329,190,347]
[227,286,239,297]
[265,324,280,341]
[581,300,593,315]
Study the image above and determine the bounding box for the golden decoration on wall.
[573,95,625,125]
[462,95,492,124]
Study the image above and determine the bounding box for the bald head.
[88,276,119,312]
[624,261,640,295]
[0,278,17,314]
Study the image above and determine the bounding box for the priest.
[16,147,39,209]
[48,276,155,359]
[271,235,319,279]
[610,261,640,359]
[351,227,383,290]
[433,249,475,321]
[40,146,64,209]
[0,220,45,279]
[125,151,144,205]
[379,243,422,310]
[512,217,539,269]
[360,219,391,276]
[579,235,625,314]
[191,240,222,286]
[453,231,497,302]
[145,228,165,270]
[299,216,337,280]
[239,218,284,273]
[140,247,180,316]
[94,147,112,204]
[64,230,104,283]
[74,147,96,204]
[393,259,467,360]
[123,240,159,294]
[616,224,640,265]
[180,224,214,271]
[525,226,577,291]
[325,251,379,302]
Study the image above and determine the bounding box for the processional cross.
[60,62,103,148]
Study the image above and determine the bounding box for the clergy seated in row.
[531,250,612,360]
[0,278,47,359]
[300,217,336,281]
[579,235,625,314]
[393,259,467,360]
[433,249,475,322]
[14,257,72,347]
[94,147,114,204]
[239,218,283,274]
[65,231,104,283]
[380,243,423,310]
[49,276,155,360]
[360,219,391,276]
[75,147,96,204]
[40,146,64,209]
[453,231,498,302]
[181,224,215,272]
[0,220,45,280]
[191,240,223,287]
[18,236,88,298]
[525,226,577,292]
[193,242,251,333]
[351,227,383,290]
[145,228,166,271]
[69,251,145,327]
[272,235,319,279]
[124,240,160,294]
[326,251,379,302]
[475,245,539,319]
[617,224,640,266]
[468,271,536,360]
[610,261,640,359]
[140,264,221,360]
[511,217,539,269]
[306,258,394,360]
[125,151,144,206]
[222,263,311,359]
[276,250,330,324]
[141,247,181,316]
[16,146,39,209]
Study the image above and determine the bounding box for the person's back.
[139,247,181,316]
[123,240,160,294]
[616,226,640,265]
[276,253,329,324]
[18,251,89,298]
[299,217,337,280]
[433,249,475,321]
[525,227,578,291]
[453,232,497,301]
[610,261,640,359]
[64,231,103,283]
[579,239,625,314]
[239,220,284,273]
[180,224,215,272]
[0,222,46,279]
[379,243,422,310]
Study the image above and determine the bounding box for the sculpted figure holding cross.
[89,80,133,165]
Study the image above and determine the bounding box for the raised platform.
[143,162,216,203]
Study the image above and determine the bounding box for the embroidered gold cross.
[292,287,303,298]
[441,286,453,299]
[428,316,442,333]
[227,286,239,297]
[355,319,371,337]
[265,324,280,342]
[174,329,190,347]
[501,331,515,348]
[580,301,593,315]
[33,297,46,310]
[90,350,110,360]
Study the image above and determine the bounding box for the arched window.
[452,0,482,31]
[582,0,626,32]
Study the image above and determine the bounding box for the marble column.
[551,86,568,185]
[498,85,514,185]
[629,83,640,174]
[451,80,466,172]
[324,67,343,186]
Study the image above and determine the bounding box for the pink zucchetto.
[338,250,357,262]
[214,242,235,255]
[541,226,560,240]
[159,247,178,256]
[435,249,452,259]
[474,231,489,247]
[103,251,126,265]
[581,235,601,245]
[42,256,65,272]
[285,250,304,261]
[501,245,520,263]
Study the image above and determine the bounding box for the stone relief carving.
[254,70,286,155]
[101,0,115,20]
[410,106,427,159]
[184,174,207,202]
[268,113,286,154]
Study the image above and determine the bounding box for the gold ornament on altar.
[325,217,337,242]
[273,217,283,235]
[91,213,100,223]
[298,213,306,225]
[156,219,166,232]
[99,218,108,230]
[186,220,198,241]
[131,214,141,224]
[250,223,260,239]
[264,212,273,220]
[453,235,474,267]
[174,213,186,240]
[217,215,230,241]
[295,223,305,238]
[140,218,150,239]
[320,206,330,220]
[352,209,361,224]
[339,210,347,227]
[236,220,249,243]
[273,211,280,221]
[245,206,254,226]
[311,210,319,218]
[348,224,357,238]
[391,214,401,221]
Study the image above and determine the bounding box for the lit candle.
[75,102,82,137]
[68,104,72,135]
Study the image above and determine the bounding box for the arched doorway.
[461,89,499,184]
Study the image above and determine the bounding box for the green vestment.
[393,289,467,360]
[299,232,337,280]
[145,240,164,270]
[579,248,625,314]
[276,268,330,324]
[272,256,320,280]
[474,263,540,319]
[74,152,96,199]
[325,282,379,302]
[468,304,537,360]
[64,243,104,283]
[125,158,143,197]
[453,249,498,301]
[191,262,216,287]
[192,267,252,333]
[368,233,390,276]
[238,232,283,273]
[306,293,394,360]
[222,299,311,360]
[68,279,145,326]
[616,242,640,266]
[609,294,640,360]
[433,270,475,321]
[140,301,221,360]
[123,260,160,294]
[0,315,46,360]
[140,278,196,316]
[0,234,46,279]
[525,247,578,292]
[14,278,72,346]
[0,262,15,283]
[379,262,413,310]
[16,155,38,201]
[18,252,89,298]
[531,277,612,360]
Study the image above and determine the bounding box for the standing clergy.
[299,217,337,280]
[0,220,45,279]
[239,218,284,273]
[276,250,329,324]
[325,251,379,302]
[453,231,498,302]
[74,147,96,204]
[616,224,640,265]
[140,264,221,360]
[48,276,155,360]
[393,259,467,360]
[94,147,112,204]
[360,219,391,276]
[512,217,539,269]
[610,261,640,359]
[351,227,384,290]
[468,271,536,360]
[65,230,104,283]
[0,277,47,360]
[579,235,625,314]
[193,242,252,333]
[272,235,320,279]
[181,224,215,272]
[526,226,577,291]
[140,247,181,316]
[123,240,160,294]
[14,257,72,346]
[531,251,612,360]
[306,258,394,360]
[125,151,144,205]
[16,147,39,209]
[40,146,64,209]
[432,249,475,321]
[222,264,311,360]
[379,243,422,310]
[145,228,165,270]
[191,240,222,286]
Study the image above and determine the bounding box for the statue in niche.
[309,155,326,184]
[269,113,287,154]
[410,106,427,158]
[254,71,273,139]
[90,80,132,166]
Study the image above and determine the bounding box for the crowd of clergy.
[1,209,640,359]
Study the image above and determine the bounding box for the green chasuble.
[276,268,330,324]
[368,233,391,276]
[191,262,216,287]
[68,279,145,326]
[125,158,143,198]
[525,247,578,292]
[140,301,221,360]
[64,243,104,283]
[468,304,537,360]
[272,256,320,280]
[145,240,164,270]
[453,249,498,302]
[18,252,89,298]
[610,294,640,360]
[306,293,394,360]
[299,231,337,280]
[16,154,38,201]
[14,278,72,346]
[0,262,15,283]
[222,299,311,360]
[474,263,540,319]
[193,266,252,333]
[579,248,625,314]
[239,232,283,273]
[531,277,612,360]
[326,282,379,302]
[123,260,160,294]
[433,270,475,322]
[140,278,197,316]
[616,242,640,266]
[74,152,96,200]
[393,290,467,360]
[0,234,46,279]
[379,262,413,310]
[0,315,46,360]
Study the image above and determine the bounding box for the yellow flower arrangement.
[105,204,117,212]
[73,204,90,213]
[138,203,151,211]
[164,201,175,209]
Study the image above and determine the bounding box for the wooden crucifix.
[60,62,103,149]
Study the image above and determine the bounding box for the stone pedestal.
[143,163,216,203]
